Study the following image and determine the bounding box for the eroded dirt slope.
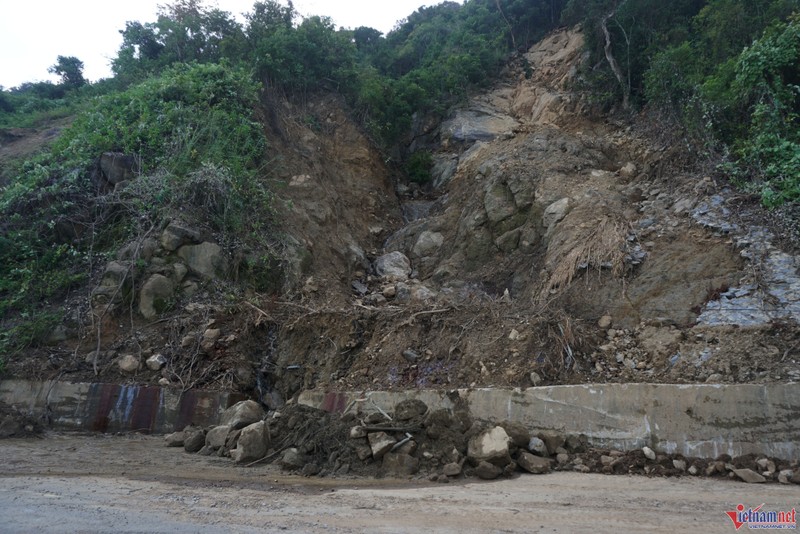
[5,28,799,402]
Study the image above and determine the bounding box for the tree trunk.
[495,0,517,50]
[601,10,630,110]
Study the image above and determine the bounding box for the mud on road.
[0,433,797,533]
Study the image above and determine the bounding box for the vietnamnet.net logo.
[726,504,797,530]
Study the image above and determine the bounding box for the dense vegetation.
[563,0,799,205]
[0,0,797,364]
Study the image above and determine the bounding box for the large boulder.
[230,421,269,464]
[441,109,519,143]
[220,400,265,430]
[374,252,412,279]
[139,274,175,319]
[184,428,206,453]
[518,452,552,474]
[484,183,517,224]
[468,426,511,465]
[474,460,503,480]
[368,432,397,460]
[177,242,228,279]
[412,231,445,258]
[160,223,202,252]
[499,421,531,449]
[205,425,231,451]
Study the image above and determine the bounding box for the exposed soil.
[2,27,798,409]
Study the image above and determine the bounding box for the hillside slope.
[3,28,799,405]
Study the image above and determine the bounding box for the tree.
[48,56,87,89]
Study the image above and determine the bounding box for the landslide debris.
[3,27,798,403]
[167,399,800,485]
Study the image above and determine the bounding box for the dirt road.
[0,433,797,533]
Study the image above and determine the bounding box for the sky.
[0,0,441,89]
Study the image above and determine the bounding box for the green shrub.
[405,150,434,184]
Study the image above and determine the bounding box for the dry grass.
[542,215,629,297]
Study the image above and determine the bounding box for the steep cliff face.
[6,28,798,401]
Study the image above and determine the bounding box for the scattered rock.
[184,429,206,453]
[164,431,186,448]
[412,231,445,257]
[673,459,687,472]
[527,437,548,456]
[280,448,307,470]
[117,354,140,373]
[468,426,511,465]
[543,198,570,234]
[401,349,419,363]
[201,328,221,352]
[349,426,367,439]
[518,452,552,474]
[499,421,530,448]
[443,462,462,477]
[368,432,397,460]
[536,431,566,456]
[598,315,613,329]
[529,372,543,386]
[642,447,656,461]
[220,400,265,430]
[394,399,428,421]
[778,470,793,484]
[139,274,175,319]
[177,242,228,279]
[474,460,503,480]
[160,223,201,251]
[146,353,167,371]
[383,453,420,477]
[230,421,269,464]
[198,425,226,451]
[733,468,767,484]
[374,251,412,279]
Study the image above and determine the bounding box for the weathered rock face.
[230,421,269,464]
[467,426,511,465]
[139,274,175,319]
[178,242,228,279]
[220,400,265,430]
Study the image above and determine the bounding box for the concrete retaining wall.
[0,379,244,434]
[299,383,800,461]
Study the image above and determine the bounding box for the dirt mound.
[167,399,799,485]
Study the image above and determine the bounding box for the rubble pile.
[166,400,800,485]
